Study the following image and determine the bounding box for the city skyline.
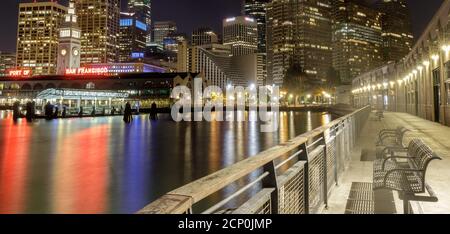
[0,0,444,53]
[2,0,450,218]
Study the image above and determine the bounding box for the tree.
[283,63,308,95]
[325,67,341,89]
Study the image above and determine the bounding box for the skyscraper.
[243,0,270,53]
[376,0,414,62]
[16,1,66,75]
[119,12,147,62]
[153,21,177,45]
[57,1,81,75]
[192,27,219,46]
[128,0,152,46]
[0,52,16,77]
[332,0,384,84]
[76,0,120,65]
[223,16,258,56]
[266,0,333,86]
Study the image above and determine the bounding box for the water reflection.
[0,110,334,214]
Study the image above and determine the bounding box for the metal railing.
[138,106,371,214]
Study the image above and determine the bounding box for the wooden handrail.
[138,106,370,214]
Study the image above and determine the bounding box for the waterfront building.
[351,1,450,127]
[64,62,165,76]
[177,42,262,87]
[192,27,219,46]
[153,21,177,45]
[177,44,229,88]
[266,0,333,86]
[243,0,270,53]
[75,0,120,65]
[0,72,201,109]
[128,0,152,46]
[57,1,81,75]
[223,16,258,56]
[0,52,16,77]
[16,1,66,76]
[332,0,384,85]
[119,13,148,62]
[200,43,233,56]
[375,0,414,63]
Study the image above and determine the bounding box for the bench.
[375,110,384,121]
[376,127,410,147]
[373,139,441,214]
[376,127,410,159]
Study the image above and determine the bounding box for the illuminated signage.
[135,20,147,31]
[245,17,255,22]
[65,67,109,76]
[131,52,144,59]
[8,69,32,77]
[120,19,133,27]
[226,17,236,22]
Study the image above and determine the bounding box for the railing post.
[321,132,328,209]
[332,125,339,186]
[298,143,310,214]
[345,119,351,161]
[350,116,355,150]
[262,160,279,214]
[339,121,345,168]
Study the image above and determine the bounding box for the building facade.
[178,42,264,88]
[266,0,333,86]
[223,16,258,57]
[153,21,177,45]
[75,0,120,65]
[65,62,165,76]
[243,0,270,54]
[16,1,67,76]
[128,0,152,46]
[0,72,202,109]
[0,52,16,77]
[351,1,450,127]
[163,33,187,53]
[57,1,81,75]
[376,0,414,63]
[192,27,219,46]
[119,13,147,62]
[177,44,229,88]
[332,0,384,85]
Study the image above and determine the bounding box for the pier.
[140,106,449,214]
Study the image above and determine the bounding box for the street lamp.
[431,54,439,63]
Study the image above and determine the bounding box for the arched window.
[45,83,56,89]
[10,83,20,90]
[33,83,44,90]
[86,82,95,89]
[21,83,32,90]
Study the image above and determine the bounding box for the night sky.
[0,0,444,53]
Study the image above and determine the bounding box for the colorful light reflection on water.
[0,111,333,214]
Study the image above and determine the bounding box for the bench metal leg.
[403,198,411,214]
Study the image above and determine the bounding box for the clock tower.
[57,1,81,75]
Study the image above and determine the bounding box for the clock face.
[73,49,79,56]
[61,49,67,56]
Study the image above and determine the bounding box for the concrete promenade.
[323,111,450,214]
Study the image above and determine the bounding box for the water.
[0,110,333,214]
